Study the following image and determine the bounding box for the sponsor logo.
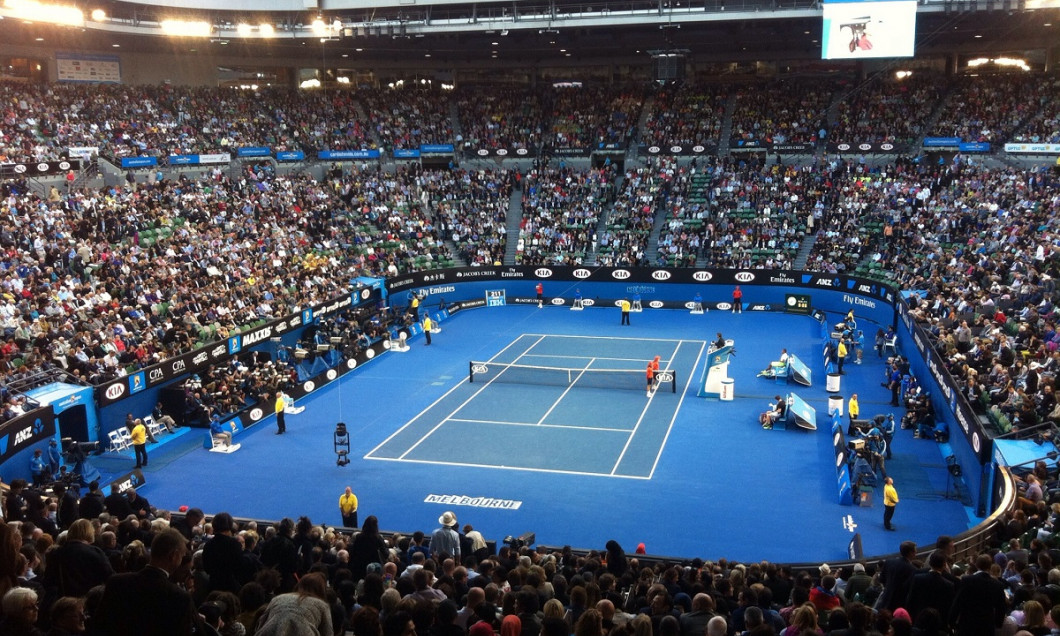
[211,345,226,358]
[816,278,839,287]
[716,302,732,311]
[129,372,145,394]
[651,270,672,281]
[842,294,876,309]
[496,149,509,156]
[837,143,852,151]
[670,145,682,153]
[326,369,337,381]
[748,304,768,311]
[193,352,208,365]
[37,162,48,172]
[573,269,592,279]
[366,349,376,359]
[451,268,491,277]
[391,278,413,288]
[242,326,273,346]
[422,273,446,282]
[684,301,698,309]
[955,404,971,434]
[303,381,315,392]
[171,359,187,373]
[611,269,631,280]
[346,359,357,369]
[472,364,489,374]
[516,148,529,156]
[656,372,674,382]
[770,275,796,284]
[383,340,391,350]
[649,301,665,309]
[692,145,706,153]
[423,494,522,510]
[692,271,713,282]
[926,356,952,401]
[58,160,72,170]
[881,143,895,151]
[477,149,489,156]
[581,299,595,307]
[105,383,126,400]
[360,288,371,300]
[857,284,874,293]
[648,145,661,154]
[427,285,455,296]
[13,426,33,445]
[250,408,263,421]
[858,143,872,151]
[149,368,164,383]
[228,336,242,354]
[112,473,142,494]
[501,269,525,278]
[551,298,566,306]
[288,318,301,329]
[534,268,553,278]
[972,432,981,454]
[734,272,755,282]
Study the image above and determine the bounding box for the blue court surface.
[118,304,974,562]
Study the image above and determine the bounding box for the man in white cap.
[431,511,461,562]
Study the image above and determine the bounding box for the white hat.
[438,511,457,526]
[819,563,831,576]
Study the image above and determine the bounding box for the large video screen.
[821,0,917,59]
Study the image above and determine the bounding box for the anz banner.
[96,286,383,408]
[0,406,56,464]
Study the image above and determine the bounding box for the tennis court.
[366,335,705,478]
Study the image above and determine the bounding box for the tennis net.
[468,361,677,393]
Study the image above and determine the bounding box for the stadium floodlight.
[236,23,251,37]
[3,0,83,26]
[90,8,105,21]
[161,19,211,37]
[259,23,274,37]
[311,17,327,36]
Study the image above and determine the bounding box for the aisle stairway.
[502,189,524,265]
[716,94,739,156]
[792,233,818,270]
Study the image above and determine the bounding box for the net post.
[469,360,474,383]
[671,371,677,393]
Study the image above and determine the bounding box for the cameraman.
[865,424,887,478]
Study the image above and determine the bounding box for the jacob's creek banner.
[95,285,382,407]
[0,406,56,464]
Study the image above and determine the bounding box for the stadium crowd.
[4,482,1060,636]
[516,165,617,266]
[728,80,833,148]
[640,83,729,152]
[830,75,947,148]
[1,75,1060,636]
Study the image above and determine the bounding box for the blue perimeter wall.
[0,267,994,519]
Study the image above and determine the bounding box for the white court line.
[397,335,548,460]
[364,334,545,457]
[536,358,593,425]
[646,340,706,479]
[520,353,659,363]
[610,370,666,475]
[364,455,653,480]
[447,417,631,433]
[522,333,695,343]
[610,339,705,477]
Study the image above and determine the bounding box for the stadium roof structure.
[0,0,1057,69]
